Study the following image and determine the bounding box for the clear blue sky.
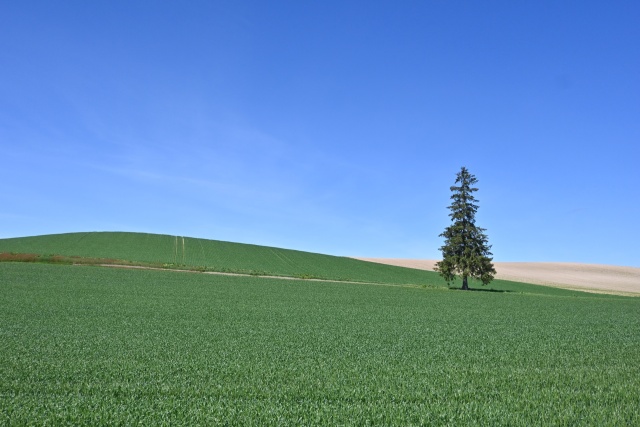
[1,1,638,266]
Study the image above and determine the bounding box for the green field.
[0,232,449,285]
[1,234,639,425]
[0,232,603,296]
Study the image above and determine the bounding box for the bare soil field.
[353,258,640,296]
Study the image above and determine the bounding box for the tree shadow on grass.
[450,287,513,293]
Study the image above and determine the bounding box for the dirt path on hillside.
[95,264,419,289]
[353,258,640,296]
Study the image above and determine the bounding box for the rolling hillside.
[2,233,638,423]
[354,258,640,295]
[0,232,445,286]
[2,232,625,296]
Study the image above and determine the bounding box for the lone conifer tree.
[436,167,496,290]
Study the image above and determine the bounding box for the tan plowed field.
[353,258,640,296]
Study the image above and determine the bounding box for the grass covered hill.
[0,231,447,286]
[0,232,611,296]
[1,232,639,424]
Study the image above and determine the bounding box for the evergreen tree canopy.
[435,167,496,290]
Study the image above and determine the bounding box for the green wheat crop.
[1,262,638,425]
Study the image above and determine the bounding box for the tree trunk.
[462,275,469,290]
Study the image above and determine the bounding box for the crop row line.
[96,263,431,290]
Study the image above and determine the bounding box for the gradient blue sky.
[1,1,639,266]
